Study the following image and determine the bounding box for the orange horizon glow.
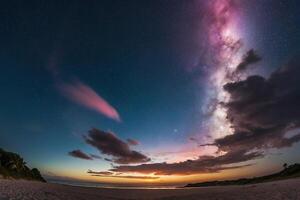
[41,157,281,186]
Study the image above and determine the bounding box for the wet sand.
[0,178,299,200]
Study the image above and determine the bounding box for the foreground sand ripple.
[0,178,299,200]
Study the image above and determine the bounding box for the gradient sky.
[0,0,300,186]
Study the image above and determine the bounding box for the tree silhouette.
[0,148,45,182]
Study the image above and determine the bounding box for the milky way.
[201,0,247,142]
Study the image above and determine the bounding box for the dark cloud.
[235,49,261,72]
[112,149,256,175]
[104,158,113,162]
[68,150,93,160]
[92,174,159,180]
[220,57,300,152]
[110,57,300,175]
[90,154,102,159]
[85,128,150,164]
[87,170,113,176]
[127,138,140,146]
[189,137,202,146]
[87,170,159,179]
[189,137,198,142]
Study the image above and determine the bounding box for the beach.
[0,178,299,200]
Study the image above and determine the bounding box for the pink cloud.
[59,81,121,121]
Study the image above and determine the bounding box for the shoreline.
[47,179,181,190]
[0,177,299,199]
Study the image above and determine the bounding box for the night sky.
[0,0,300,186]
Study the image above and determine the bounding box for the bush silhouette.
[0,148,46,182]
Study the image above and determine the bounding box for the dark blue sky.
[0,0,200,168]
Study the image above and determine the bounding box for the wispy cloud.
[58,81,121,121]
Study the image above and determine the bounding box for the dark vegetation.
[0,148,46,182]
[185,163,300,187]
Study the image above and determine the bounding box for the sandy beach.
[0,178,299,200]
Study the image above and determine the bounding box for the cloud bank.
[221,57,300,151]
[112,150,256,175]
